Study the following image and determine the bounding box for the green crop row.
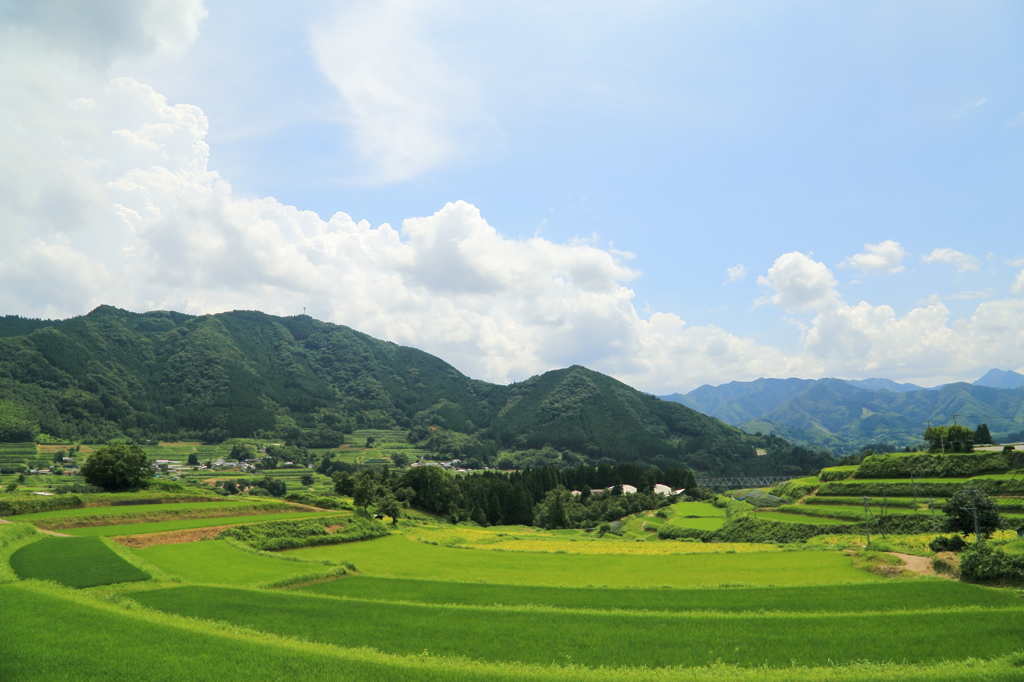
[816,480,1023,498]
[817,466,857,482]
[61,511,345,537]
[131,584,1024,670]
[803,496,922,509]
[299,575,1021,613]
[7,581,1024,682]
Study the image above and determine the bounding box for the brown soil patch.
[886,551,951,578]
[113,526,229,548]
[324,524,345,533]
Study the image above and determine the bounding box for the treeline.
[329,462,698,529]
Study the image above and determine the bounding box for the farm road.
[887,552,939,576]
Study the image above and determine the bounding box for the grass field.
[9,537,149,588]
[296,575,1023,612]
[753,511,857,525]
[286,535,879,587]
[132,540,334,585]
[131,584,1024,669]
[61,510,344,537]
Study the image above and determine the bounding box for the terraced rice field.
[9,536,149,588]
[285,534,878,587]
[61,510,345,537]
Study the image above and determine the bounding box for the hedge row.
[658,516,833,544]
[818,467,856,482]
[855,452,1012,479]
[283,493,353,510]
[219,516,390,551]
[0,495,84,516]
[816,480,1022,498]
[804,496,920,509]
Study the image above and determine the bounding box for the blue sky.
[1,0,1023,392]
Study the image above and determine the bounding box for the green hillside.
[0,306,822,475]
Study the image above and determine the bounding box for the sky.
[1,0,1023,393]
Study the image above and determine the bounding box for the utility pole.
[911,475,918,509]
[963,487,982,542]
[861,496,872,545]
[928,498,937,533]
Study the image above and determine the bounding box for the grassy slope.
[131,584,1024,669]
[297,576,1023,612]
[10,500,291,522]
[286,535,878,587]
[61,511,343,536]
[9,537,149,587]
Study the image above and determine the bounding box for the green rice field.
[297,575,1022,612]
[133,540,334,585]
[131,584,1024,669]
[9,537,149,588]
[285,535,879,587]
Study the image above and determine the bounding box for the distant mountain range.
[661,370,1024,453]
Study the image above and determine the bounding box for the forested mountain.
[662,374,1024,453]
[0,306,827,476]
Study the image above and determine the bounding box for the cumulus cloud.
[725,264,747,283]
[840,240,906,274]
[756,252,839,310]
[922,247,980,272]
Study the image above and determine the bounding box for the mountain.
[662,373,1024,453]
[843,378,924,392]
[0,306,824,475]
[974,368,1024,390]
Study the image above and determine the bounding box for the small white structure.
[652,484,673,496]
[673,488,686,495]
[606,484,638,494]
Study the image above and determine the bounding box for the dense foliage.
[0,306,824,476]
[941,488,1003,538]
[80,443,152,492]
[219,516,390,551]
[959,543,1024,586]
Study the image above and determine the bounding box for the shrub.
[219,516,390,551]
[0,495,84,516]
[959,543,1024,586]
[929,535,968,553]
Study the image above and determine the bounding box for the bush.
[929,535,968,553]
[959,543,1024,586]
[53,483,103,495]
[714,516,831,544]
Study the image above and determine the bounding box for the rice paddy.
[9,537,149,588]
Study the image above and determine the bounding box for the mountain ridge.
[0,306,831,476]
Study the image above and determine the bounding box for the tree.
[332,471,354,496]
[187,453,199,466]
[946,425,974,452]
[390,452,409,467]
[81,443,152,491]
[352,471,378,511]
[942,487,1002,538]
[300,473,315,486]
[376,487,402,525]
[5,482,17,493]
[229,443,255,461]
[974,423,993,446]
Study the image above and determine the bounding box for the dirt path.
[886,552,938,576]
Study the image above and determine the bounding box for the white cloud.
[922,247,980,273]
[2,2,1024,395]
[953,97,986,119]
[756,252,839,310]
[725,264,747,283]
[1012,269,1024,294]
[840,240,906,274]
[309,0,499,183]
